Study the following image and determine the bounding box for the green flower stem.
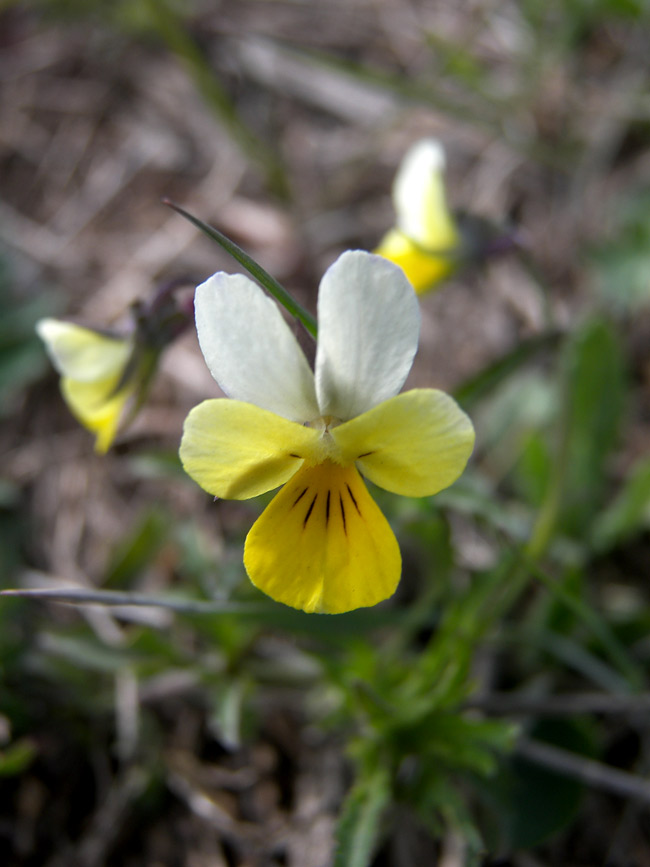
[164,201,318,338]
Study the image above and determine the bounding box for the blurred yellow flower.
[374,139,460,294]
[36,319,145,453]
[37,279,193,452]
[180,251,474,614]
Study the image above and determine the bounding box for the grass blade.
[165,200,317,338]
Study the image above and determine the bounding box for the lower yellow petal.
[180,399,321,499]
[374,229,456,295]
[332,389,475,497]
[244,461,401,614]
[62,374,132,453]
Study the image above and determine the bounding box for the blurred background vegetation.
[1,0,650,864]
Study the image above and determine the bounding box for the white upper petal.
[195,272,319,422]
[392,139,456,248]
[315,251,420,420]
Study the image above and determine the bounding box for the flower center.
[306,414,341,431]
[304,416,346,466]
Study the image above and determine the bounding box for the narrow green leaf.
[453,332,560,408]
[561,317,625,534]
[334,769,391,867]
[523,557,643,690]
[591,456,650,553]
[165,201,318,338]
[537,630,632,694]
[529,316,625,558]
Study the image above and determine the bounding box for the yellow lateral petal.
[62,374,132,453]
[244,461,401,614]
[180,399,321,500]
[332,389,475,497]
[374,229,455,295]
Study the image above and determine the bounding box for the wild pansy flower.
[180,250,474,614]
[374,139,460,295]
[37,280,192,452]
[37,319,142,453]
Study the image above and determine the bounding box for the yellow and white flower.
[374,139,460,294]
[180,250,474,614]
[36,319,140,453]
